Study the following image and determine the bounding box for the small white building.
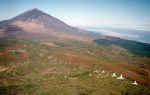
[112,73,117,77]
[132,81,138,85]
[117,74,124,80]
[94,70,99,73]
[102,70,105,73]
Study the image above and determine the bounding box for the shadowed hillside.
[94,36,150,58]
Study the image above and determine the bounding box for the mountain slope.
[0,8,95,42]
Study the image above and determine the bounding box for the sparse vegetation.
[0,38,150,95]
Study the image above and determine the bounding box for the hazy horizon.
[0,0,150,29]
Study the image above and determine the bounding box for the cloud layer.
[96,29,140,38]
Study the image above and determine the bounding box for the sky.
[0,0,150,29]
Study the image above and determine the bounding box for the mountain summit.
[11,8,74,32]
[0,8,94,41]
[13,8,51,21]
